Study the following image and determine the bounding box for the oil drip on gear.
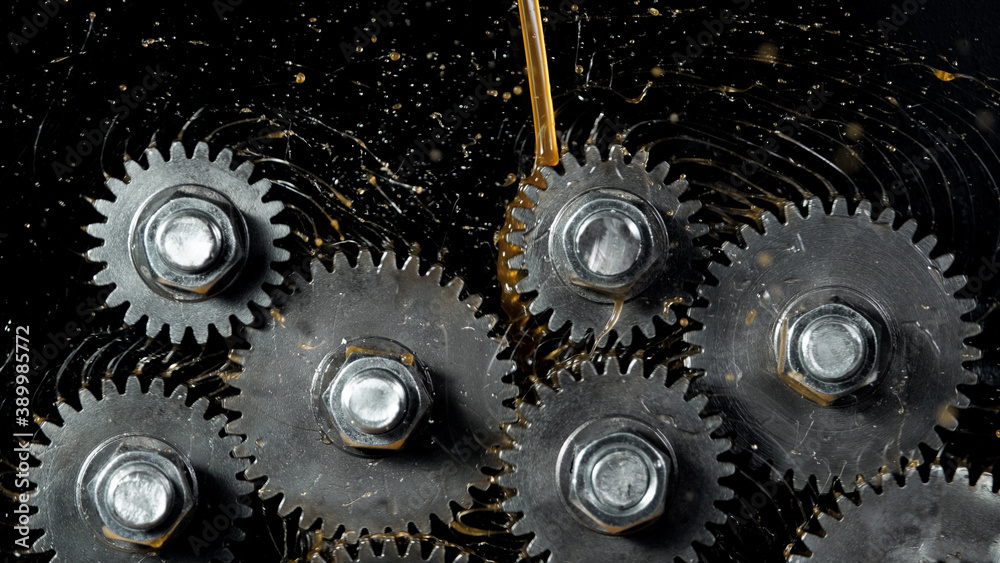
[686,197,980,492]
[328,536,471,562]
[506,144,707,346]
[28,377,252,562]
[225,249,516,539]
[87,141,290,343]
[790,465,1000,562]
[496,357,732,562]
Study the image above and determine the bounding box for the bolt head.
[133,185,249,302]
[567,431,669,534]
[780,302,880,404]
[574,209,643,277]
[321,352,432,452]
[85,441,197,547]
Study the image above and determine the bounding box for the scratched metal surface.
[2,1,999,561]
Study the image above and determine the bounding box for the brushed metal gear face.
[497,358,733,563]
[225,250,516,539]
[86,141,290,343]
[29,378,252,563]
[686,197,980,491]
[507,144,708,346]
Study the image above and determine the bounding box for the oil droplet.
[755,42,778,64]
[745,309,757,325]
[295,72,306,83]
[429,148,443,162]
[389,51,401,61]
[650,66,664,77]
[89,12,96,21]
[502,173,517,186]
[757,252,773,267]
[502,91,512,100]
[119,84,127,91]
[669,113,679,123]
[512,85,523,95]
[570,4,579,11]
[932,68,958,81]
[648,7,660,15]
[844,122,864,141]
[574,65,584,74]
[392,103,402,110]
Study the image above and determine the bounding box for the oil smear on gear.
[686,197,980,492]
[496,357,733,563]
[86,140,290,343]
[225,248,516,539]
[506,144,708,346]
[791,465,1000,562]
[28,377,252,562]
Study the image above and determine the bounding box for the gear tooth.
[124,158,145,178]
[376,248,395,271]
[212,147,234,169]
[192,323,210,343]
[933,252,955,271]
[538,166,560,188]
[804,196,824,216]
[760,211,781,233]
[649,161,671,183]
[689,222,711,238]
[609,144,626,163]
[234,161,254,180]
[56,400,78,421]
[602,356,623,377]
[401,253,420,275]
[899,219,917,240]
[91,198,114,217]
[169,141,188,161]
[358,541,379,560]
[507,251,525,270]
[85,381,105,405]
[831,196,850,216]
[568,319,589,343]
[93,267,115,286]
[125,376,144,396]
[856,199,873,216]
[510,205,534,226]
[168,323,187,343]
[106,176,128,196]
[915,234,937,256]
[943,274,967,294]
[876,206,897,225]
[584,144,602,164]
[676,199,702,221]
[464,294,483,311]
[703,414,724,433]
[632,149,650,169]
[145,147,165,167]
[193,141,211,160]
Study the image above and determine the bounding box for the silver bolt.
[154,210,223,274]
[798,314,867,382]
[574,210,643,277]
[340,368,408,434]
[105,462,175,530]
[590,448,650,510]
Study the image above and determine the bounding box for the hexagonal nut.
[135,185,249,301]
[567,432,669,535]
[778,303,879,406]
[321,353,433,452]
[86,443,197,547]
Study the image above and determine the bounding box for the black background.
[2,0,999,561]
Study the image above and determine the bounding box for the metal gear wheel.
[791,465,1000,562]
[87,140,290,343]
[506,144,707,346]
[685,197,979,492]
[328,537,470,562]
[497,357,733,563]
[28,377,252,562]
[225,250,516,538]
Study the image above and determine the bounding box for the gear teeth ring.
[329,536,471,562]
[496,357,732,562]
[791,464,999,561]
[225,248,516,539]
[87,140,291,343]
[686,196,980,492]
[506,144,708,346]
[28,377,252,562]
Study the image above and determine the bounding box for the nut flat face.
[319,342,434,453]
[567,430,669,534]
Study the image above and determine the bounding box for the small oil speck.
[295,72,306,83]
[669,113,679,123]
[757,252,773,267]
[648,7,660,15]
[574,65,584,74]
[502,91,512,100]
[745,309,757,325]
[119,84,127,91]
[486,89,498,97]
[932,68,958,81]
[389,51,401,61]
[844,122,864,141]
[429,148,443,162]
[570,4,579,11]
[392,103,402,110]
[512,85,523,95]
[502,173,517,186]
[89,12,96,21]
[651,66,664,77]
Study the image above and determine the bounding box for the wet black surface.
[2,0,999,561]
